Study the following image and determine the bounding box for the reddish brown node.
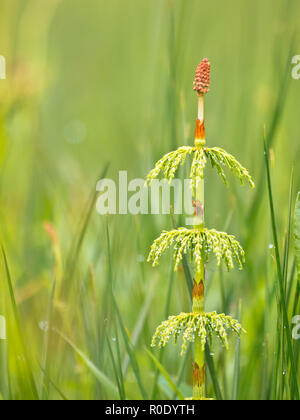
[195,119,205,140]
[193,280,204,299]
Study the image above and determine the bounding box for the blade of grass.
[122,276,157,376]
[264,244,272,400]
[112,294,147,399]
[294,192,300,301]
[293,192,300,375]
[181,256,193,300]
[287,260,296,308]
[104,218,146,400]
[56,329,119,398]
[39,365,68,401]
[0,320,9,399]
[263,137,299,399]
[279,167,294,399]
[41,278,56,400]
[156,376,174,399]
[175,348,190,392]
[106,332,125,400]
[113,324,126,399]
[151,264,175,399]
[2,246,39,400]
[63,163,110,289]
[97,215,114,369]
[205,344,223,401]
[145,348,185,400]
[282,166,294,293]
[232,299,242,400]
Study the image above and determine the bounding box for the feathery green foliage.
[148,227,245,272]
[151,312,244,355]
[146,146,254,193]
[146,146,197,186]
[205,148,255,188]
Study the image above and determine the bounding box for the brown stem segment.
[195,119,206,141]
[193,362,205,399]
[193,280,204,313]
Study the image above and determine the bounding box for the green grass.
[0,0,300,400]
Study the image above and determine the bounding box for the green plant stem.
[193,93,206,399]
[193,253,205,399]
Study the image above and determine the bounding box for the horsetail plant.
[146,59,255,400]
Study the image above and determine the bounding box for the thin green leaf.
[294,192,300,283]
[56,329,119,398]
[205,344,223,401]
[106,333,125,400]
[112,295,147,399]
[39,365,69,401]
[232,300,242,400]
[2,246,39,400]
[145,348,185,400]
[41,279,56,400]
[63,163,110,289]
[264,139,299,399]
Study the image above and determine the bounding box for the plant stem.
[193,257,205,399]
[198,93,204,121]
[193,93,206,400]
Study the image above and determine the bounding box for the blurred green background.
[0,0,299,400]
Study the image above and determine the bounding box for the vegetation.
[147,59,253,399]
[0,0,299,400]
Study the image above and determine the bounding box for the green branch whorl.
[151,312,245,356]
[146,146,254,192]
[147,227,245,272]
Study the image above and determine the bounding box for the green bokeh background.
[0,0,299,400]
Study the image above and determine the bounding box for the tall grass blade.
[112,295,147,399]
[294,191,300,375]
[39,365,68,401]
[113,324,126,399]
[232,300,242,400]
[146,348,185,400]
[263,138,299,399]
[122,277,157,375]
[57,329,119,398]
[106,332,125,400]
[0,328,9,399]
[2,246,39,400]
[205,344,223,400]
[294,192,300,286]
[41,279,56,400]
[64,163,110,287]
